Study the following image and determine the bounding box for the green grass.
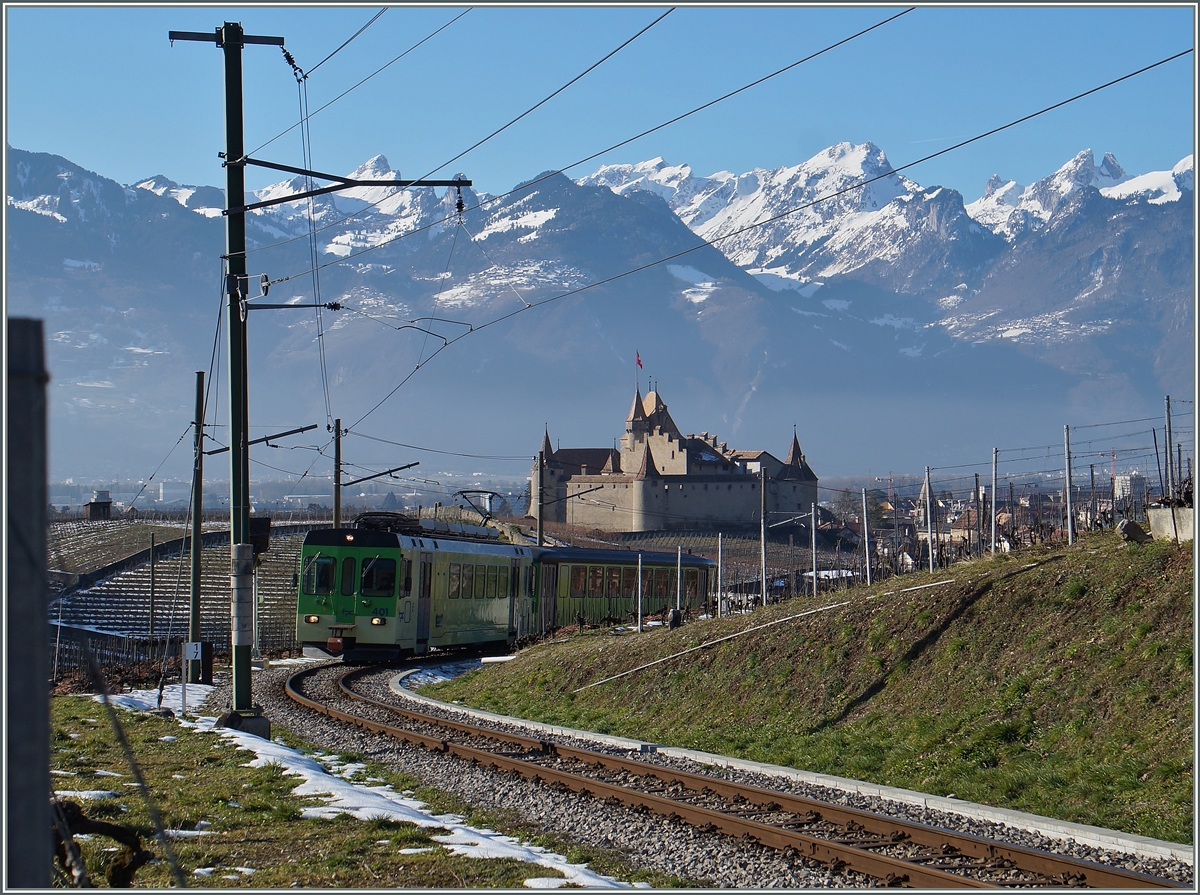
[423,530,1194,844]
[50,696,700,888]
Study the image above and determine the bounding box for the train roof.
[301,527,531,556]
[533,545,715,567]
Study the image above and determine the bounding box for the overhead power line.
[245,6,913,260]
[340,47,1192,431]
[425,7,675,179]
[305,7,387,79]
[246,8,471,159]
[350,430,531,461]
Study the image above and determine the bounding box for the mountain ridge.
[5,142,1192,481]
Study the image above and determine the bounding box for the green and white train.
[296,513,715,662]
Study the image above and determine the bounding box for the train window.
[653,567,669,599]
[487,566,498,599]
[685,568,698,601]
[461,564,474,600]
[499,565,510,598]
[640,566,653,599]
[400,558,413,596]
[475,564,487,599]
[302,556,336,595]
[605,567,621,600]
[361,557,396,598]
[448,563,461,599]
[570,566,586,599]
[588,566,603,599]
[622,567,636,597]
[340,557,356,596]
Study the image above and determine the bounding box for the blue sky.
[5,4,1196,199]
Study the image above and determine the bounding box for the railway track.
[285,663,1182,889]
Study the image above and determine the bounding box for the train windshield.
[361,557,396,597]
[302,555,336,595]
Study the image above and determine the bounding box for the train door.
[536,563,557,635]
[507,558,520,644]
[333,556,357,625]
[415,552,433,654]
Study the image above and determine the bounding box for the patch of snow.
[63,259,101,271]
[55,790,119,800]
[475,208,558,240]
[8,195,69,221]
[666,264,714,285]
[96,681,628,888]
[822,299,851,311]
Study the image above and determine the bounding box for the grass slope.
[423,530,1194,844]
[50,696,698,888]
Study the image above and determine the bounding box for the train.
[296,512,716,662]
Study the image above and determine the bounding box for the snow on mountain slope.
[582,142,997,295]
[962,150,1168,239]
[1099,154,1193,204]
[134,174,225,217]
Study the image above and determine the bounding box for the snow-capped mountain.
[965,150,1133,240]
[6,142,1193,481]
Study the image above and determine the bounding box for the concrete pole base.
[216,710,271,740]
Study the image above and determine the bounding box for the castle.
[532,388,818,533]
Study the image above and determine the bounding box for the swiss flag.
[636,351,643,369]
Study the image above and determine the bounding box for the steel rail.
[285,665,986,888]
[333,668,1181,890]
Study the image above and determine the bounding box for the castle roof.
[636,442,661,478]
[778,431,818,481]
[642,390,681,438]
[549,447,619,477]
[626,389,647,425]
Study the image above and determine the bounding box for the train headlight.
[304,615,320,624]
[370,617,386,626]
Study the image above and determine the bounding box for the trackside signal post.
[171,22,470,728]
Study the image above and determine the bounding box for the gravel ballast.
[203,661,1193,888]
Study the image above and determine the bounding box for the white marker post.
[182,641,203,716]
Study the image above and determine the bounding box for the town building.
[532,388,817,533]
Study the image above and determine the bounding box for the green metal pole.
[189,371,204,683]
[222,21,253,714]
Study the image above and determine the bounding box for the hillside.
[423,529,1194,843]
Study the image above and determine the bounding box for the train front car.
[296,513,536,663]
[297,527,409,662]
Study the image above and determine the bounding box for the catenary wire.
[339,48,1193,432]
[304,7,387,79]
[241,5,674,259]
[423,7,674,180]
[349,429,532,461]
[245,8,471,160]
[268,44,1192,304]
[243,6,914,260]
